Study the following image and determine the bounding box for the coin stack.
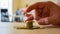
[26,20,33,28]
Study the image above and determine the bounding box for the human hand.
[25,1,60,25]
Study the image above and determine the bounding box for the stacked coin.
[26,20,33,28]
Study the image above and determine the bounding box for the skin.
[25,1,60,25]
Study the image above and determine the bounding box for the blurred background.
[0,0,59,22]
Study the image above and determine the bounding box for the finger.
[25,14,32,17]
[38,17,49,25]
[26,2,45,13]
[25,15,34,21]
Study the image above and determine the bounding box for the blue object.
[16,10,21,15]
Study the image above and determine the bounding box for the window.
[0,0,12,22]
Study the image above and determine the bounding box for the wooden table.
[0,22,60,34]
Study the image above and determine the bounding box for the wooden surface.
[0,22,60,34]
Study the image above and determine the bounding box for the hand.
[26,1,60,25]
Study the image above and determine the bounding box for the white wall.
[8,0,13,22]
[0,0,9,9]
